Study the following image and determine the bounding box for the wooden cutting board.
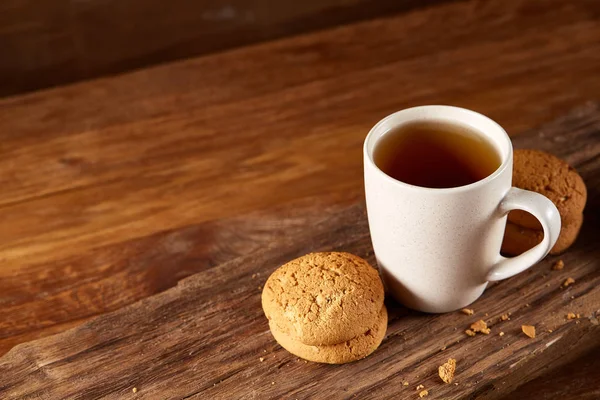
[1,104,599,399]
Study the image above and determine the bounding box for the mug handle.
[487,187,561,281]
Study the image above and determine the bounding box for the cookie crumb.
[548,329,553,333]
[259,357,264,362]
[454,383,459,386]
[563,277,575,287]
[272,382,275,385]
[471,320,491,334]
[403,381,409,386]
[500,314,510,321]
[252,273,257,279]
[576,320,581,324]
[461,308,474,315]
[440,346,447,351]
[438,358,457,383]
[552,260,564,270]
[258,286,262,290]
[499,332,505,336]
[132,388,137,393]
[485,313,489,316]
[465,329,476,337]
[416,384,424,390]
[522,325,536,338]
[525,303,530,307]
[419,390,429,398]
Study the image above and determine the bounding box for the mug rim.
[364,105,512,193]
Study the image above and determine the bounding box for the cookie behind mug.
[508,149,587,230]
[503,149,587,256]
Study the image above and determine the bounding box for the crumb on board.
[272,382,275,385]
[548,329,553,333]
[471,320,491,335]
[461,308,474,315]
[132,388,137,393]
[465,329,476,337]
[552,260,564,270]
[438,358,457,384]
[522,325,536,338]
[403,381,409,386]
[259,357,264,362]
[499,332,505,336]
[258,286,262,290]
[440,346,447,351]
[500,313,510,321]
[485,313,489,316]
[416,384,424,390]
[563,277,575,287]
[419,390,429,398]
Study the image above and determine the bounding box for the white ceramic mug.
[364,106,561,313]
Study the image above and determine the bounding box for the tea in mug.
[374,121,501,188]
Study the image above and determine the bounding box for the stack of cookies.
[502,149,587,255]
[262,252,387,364]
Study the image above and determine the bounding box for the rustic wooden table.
[1,0,599,398]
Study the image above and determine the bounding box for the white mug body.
[364,106,560,313]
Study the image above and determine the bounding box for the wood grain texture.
[0,192,359,356]
[1,104,599,399]
[506,349,600,400]
[0,0,450,96]
[1,0,600,361]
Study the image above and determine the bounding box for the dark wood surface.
[1,104,599,399]
[507,349,600,400]
[0,0,449,96]
[1,0,600,397]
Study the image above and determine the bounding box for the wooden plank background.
[0,103,598,399]
[1,0,600,397]
[1,0,600,357]
[0,0,449,96]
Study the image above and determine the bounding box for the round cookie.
[501,214,583,256]
[261,252,384,346]
[508,149,586,229]
[270,305,388,364]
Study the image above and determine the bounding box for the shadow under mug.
[364,105,561,313]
